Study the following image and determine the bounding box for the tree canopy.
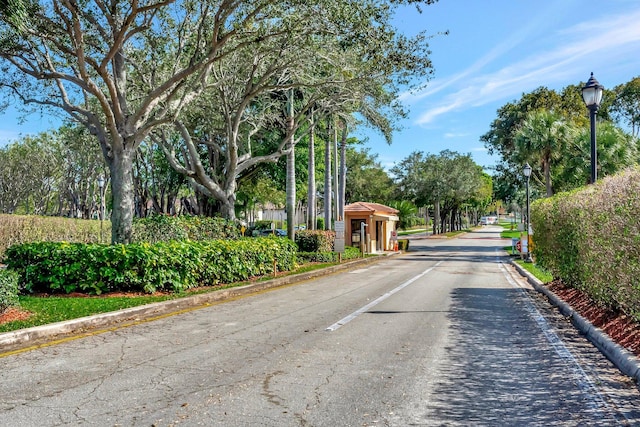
[0,0,439,243]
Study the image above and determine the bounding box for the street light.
[581,72,604,184]
[523,163,533,263]
[97,175,105,243]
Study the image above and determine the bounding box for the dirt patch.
[547,279,640,358]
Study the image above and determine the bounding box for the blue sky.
[357,0,640,171]
[2,0,640,175]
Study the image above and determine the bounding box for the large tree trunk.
[333,122,339,223]
[324,123,332,230]
[220,194,236,220]
[108,148,135,244]
[286,89,296,239]
[338,120,347,221]
[434,199,441,235]
[307,113,316,230]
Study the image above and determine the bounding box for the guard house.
[344,202,399,253]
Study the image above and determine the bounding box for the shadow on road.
[418,287,639,425]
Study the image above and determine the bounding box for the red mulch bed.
[547,279,640,358]
[0,307,32,324]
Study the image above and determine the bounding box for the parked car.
[257,228,287,237]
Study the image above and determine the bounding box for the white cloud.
[444,132,469,138]
[414,7,640,125]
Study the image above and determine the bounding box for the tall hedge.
[131,214,240,243]
[295,230,335,252]
[0,214,105,260]
[4,237,297,295]
[531,167,640,320]
[0,214,241,260]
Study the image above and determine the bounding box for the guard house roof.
[344,202,399,215]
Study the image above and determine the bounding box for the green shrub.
[316,218,325,230]
[131,215,240,243]
[532,167,640,320]
[295,230,335,252]
[397,239,410,251]
[296,247,361,263]
[0,269,19,312]
[4,237,297,295]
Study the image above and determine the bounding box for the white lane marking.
[497,254,614,418]
[326,261,443,332]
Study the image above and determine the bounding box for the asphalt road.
[1,226,639,426]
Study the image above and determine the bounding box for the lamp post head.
[523,163,532,178]
[97,176,105,189]
[581,72,604,108]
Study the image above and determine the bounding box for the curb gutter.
[0,253,395,351]
[511,260,640,383]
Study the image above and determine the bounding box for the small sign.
[334,220,345,241]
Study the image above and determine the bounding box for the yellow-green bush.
[532,167,640,320]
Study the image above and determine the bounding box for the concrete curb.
[0,253,397,351]
[511,260,640,383]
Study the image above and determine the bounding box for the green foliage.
[131,215,240,243]
[388,200,418,230]
[253,220,276,230]
[295,230,336,252]
[391,150,489,233]
[397,239,410,251]
[532,167,640,321]
[345,147,395,204]
[316,217,325,230]
[484,79,637,204]
[296,247,361,263]
[0,214,105,260]
[0,269,19,312]
[4,238,297,295]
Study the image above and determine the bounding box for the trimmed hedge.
[295,230,335,252]
[531,167,640,320]
[296,247,361,263]
[0,269,19,312]
[131,214,240,243]
[4,237,297,295]
[397,239,410,251]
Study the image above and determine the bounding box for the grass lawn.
[514,259,553,283]
[398,228,428,236]
[0,294,177,333]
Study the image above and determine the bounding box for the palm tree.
[515,110,574,197]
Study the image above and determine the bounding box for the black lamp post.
[581,72,604,184]
[523,163,533,263]
[97,175,105,243]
